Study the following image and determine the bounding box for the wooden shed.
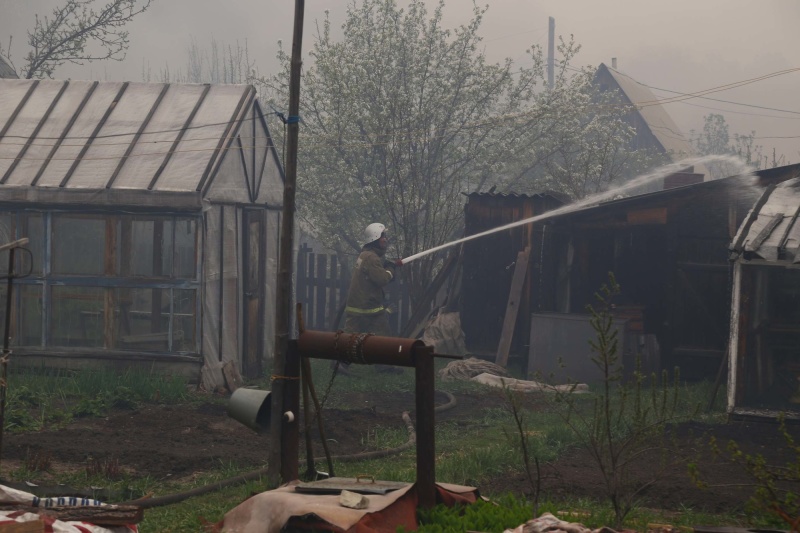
[533,165,800,382]
[728,177,800,417]
[460,191,566,365]
[0,79,284,390]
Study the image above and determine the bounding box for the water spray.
[401,155,755,264]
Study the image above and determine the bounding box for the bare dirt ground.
[2,387,796,515]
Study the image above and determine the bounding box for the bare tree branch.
[20,0,153,79]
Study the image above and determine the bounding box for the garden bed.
[2,385,795,516]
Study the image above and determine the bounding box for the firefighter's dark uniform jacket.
[345,243,395,317]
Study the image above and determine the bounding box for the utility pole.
[547,16,555,90]
[268,0,305,486]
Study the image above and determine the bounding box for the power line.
[558,61,800,117]
[645,82,800,116]
[658,96,800,121]
[1,64,799,151]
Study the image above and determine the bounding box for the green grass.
[3,366,194,432]
[0,362,780,532]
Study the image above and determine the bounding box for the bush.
[415,495,532,533]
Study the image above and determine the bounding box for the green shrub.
[415,495,532,533]
[550,272,693,528]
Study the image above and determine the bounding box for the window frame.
[0,208,202,355]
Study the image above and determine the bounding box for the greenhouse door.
[242,210,266,378]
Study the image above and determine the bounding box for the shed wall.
[461,194,563,360]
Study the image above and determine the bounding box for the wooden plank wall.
[295,244,412,334]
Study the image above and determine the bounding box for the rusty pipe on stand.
[297,330,425,367]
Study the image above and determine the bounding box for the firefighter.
[337,223,403,375]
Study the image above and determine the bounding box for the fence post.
[297,248,395,332]
[306,252,316,329]
[336,261,350,331]
[296,244,309,325]
[327,255,339,330]
[315,254,327,329]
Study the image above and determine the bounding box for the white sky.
[1,0,799,164]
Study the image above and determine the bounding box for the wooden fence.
[295,243,412,335]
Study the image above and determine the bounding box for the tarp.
[220,481,478,533]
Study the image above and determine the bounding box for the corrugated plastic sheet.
[739,178,800,262]
[0,79,257,196]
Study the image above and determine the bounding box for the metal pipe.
[292,329,439,508]
[297,330,425,367]
[415,344,436,508]
[0,238,28,468]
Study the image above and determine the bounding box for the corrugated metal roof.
[543,163,800,224]
[599,64,695,160]
[0,79,255,195]
[0,57,16,79]
[464,189,572,205]
[731,177,800,263]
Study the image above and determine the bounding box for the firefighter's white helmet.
[364,223,386,245]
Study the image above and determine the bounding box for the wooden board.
[495,246,531,367]
[222,360,243,392]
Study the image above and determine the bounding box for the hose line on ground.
[118,391,457,509]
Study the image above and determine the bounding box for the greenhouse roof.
[0,79,257,199]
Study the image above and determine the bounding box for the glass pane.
[18,284,42,346]
[112,287,169,351]
[128,218,173,277]
[52,217,105,275]
[173,289,196,352]
[173,218,197,279]
[0,286,7,345]
[50,286,104,347]
[162,220,174,276]
[21,213,43,276]
[0,213,15,277]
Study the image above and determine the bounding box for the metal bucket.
[227,388,272,433]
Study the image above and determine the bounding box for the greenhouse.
[0,79,284,389]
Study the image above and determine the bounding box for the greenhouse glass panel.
[112,288,169,351]
[18,284,42,346]
[52,217,106,276]
[172,288,196,352]
[127,218,173,278]
[50,286,104,347]
[0,213,14,277]
[173,218,197,279]
[21,214,44,276]
[0,286,6,343]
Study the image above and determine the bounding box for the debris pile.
[504,512,624,533]
[438,357,511,380]
[438,358,589,394]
